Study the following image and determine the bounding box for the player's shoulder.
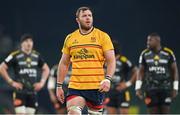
[32,50,41,56]
[9,50,21,56]
[65,29,79,41]
[140,48,150,55]
[69,29,79,36]
[94,27,109,35]
[120,55,128,63]
[163,47,174,55]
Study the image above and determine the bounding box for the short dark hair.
[148,32,160,37]
[20,33,33,43]
[76,6,92,18]
[112,40,121,54]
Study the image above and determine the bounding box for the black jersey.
[139,47,176,90]
[4,50,45,93]
[112,55,134,88]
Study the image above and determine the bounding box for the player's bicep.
[60,53,70,66]
[0,62,8,70]
[104,50,115,62]
[138,64,145,79]
[41,63,49,70]
[171,62,178,73]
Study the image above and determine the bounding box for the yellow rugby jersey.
[62,28,114,90]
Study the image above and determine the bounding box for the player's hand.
[136,89,143,100]
[11,81,23,90]
[56,87,65,104]
[171,90,178,98]
[54,102,60,109]
[99,79,111,92]
[116,82,128,91]
[33,82,44,91]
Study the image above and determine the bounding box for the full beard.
[79,23,93,31]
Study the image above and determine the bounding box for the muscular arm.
[137,64,145,81]
[171,62,179,98]
[99,50,116,92]
[116,66,138,91]
[33,63,50,91]
[40,63,50,85]
[57,53,70,84]
[0,62,23,89]
[104,50,116,77]
[0,62,13,84]
[56,53,70,103]
[129,66,138,84]
[135,64,145,99]
[171,62,179,81]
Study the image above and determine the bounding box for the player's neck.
[79,26,93,35]
[154,45,161,52]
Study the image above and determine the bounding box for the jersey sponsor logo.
[31,61,38,65]
[18,61,38,66]
[72,39,78,44]
[146,59,154,63]
[159,59,168,64]
[149,66,166,74]
[31,53,38,58]
[16,54,24,59]
[74,48,95,59]
[90,37,96,42]
[154,55,160,60]
[18,61,27,65]
[160,51,169,56]
[19,68,37,77]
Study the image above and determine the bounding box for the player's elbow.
[42,64,50,76]
[0,63,7,75]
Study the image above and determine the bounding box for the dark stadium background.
[0,0,180,114]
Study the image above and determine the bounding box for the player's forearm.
[171,62,179,90]
[125,67,138,87]
[172,63,179,81]
[129,67,138,84]
[57,63,69,84]
[106,56,116,78]
[57,54,70,86]
[48,89,58,103]
[40,63,50,85]
[137,65,144,80]
[135,65,144,90]
[0,64,13,84]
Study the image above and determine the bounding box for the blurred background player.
[0,33,50,114]
[106,40,138,114]
[136,33,179,114]
[56,6,116,115]
[47,64,70,114]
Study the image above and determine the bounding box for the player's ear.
[76,18,79,24]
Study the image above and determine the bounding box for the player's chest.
[16,54,38,68]
[144,51,170,66]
